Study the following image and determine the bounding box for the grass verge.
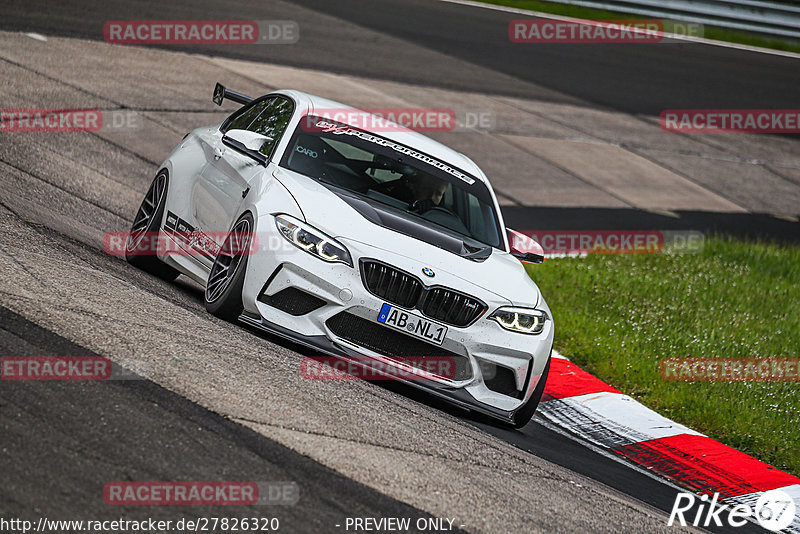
[475,0,800,54]
[525,237,800,475]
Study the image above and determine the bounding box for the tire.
[204,213,254,321]
[125,170,180,281]
[509,355,551,429]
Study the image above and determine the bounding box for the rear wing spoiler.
[212,83,254,106]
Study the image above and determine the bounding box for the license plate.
[377,303,447,345]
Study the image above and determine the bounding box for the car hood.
[273,167,541,307]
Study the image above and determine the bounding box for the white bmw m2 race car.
[125,83,554,427]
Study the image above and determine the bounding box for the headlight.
[489,307,547,334]
[274,214,353,267]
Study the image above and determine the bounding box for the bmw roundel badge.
[422,267,435,277]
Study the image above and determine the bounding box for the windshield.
[279,115,503,248]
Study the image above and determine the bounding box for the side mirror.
[507,228,544,264]
[225,129,273,152]
[222,129,274,165]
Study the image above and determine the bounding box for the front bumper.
[240,219,554,422]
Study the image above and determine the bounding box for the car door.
[190,96,294,267]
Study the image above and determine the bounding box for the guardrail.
[540,0,800,39]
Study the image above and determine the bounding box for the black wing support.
[212,83,254,106]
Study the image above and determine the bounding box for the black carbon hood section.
[334,191,490,261]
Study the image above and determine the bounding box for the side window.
[223,97,274,133]
[247,97,294,157]
[221,96,294,158]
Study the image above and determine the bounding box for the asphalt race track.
[0,308,455,533]
[5,0,800,114]
[1,0,797,532]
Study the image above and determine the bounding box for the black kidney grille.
[360,260,486,327]
[361,260,423,309]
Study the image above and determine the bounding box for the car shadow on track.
[235,319,477,420]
